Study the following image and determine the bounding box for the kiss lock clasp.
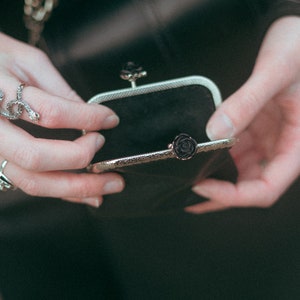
[120,62,147,88]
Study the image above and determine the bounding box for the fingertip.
[102,114,120,129]
[206,112,235,140]
[184,204,203,214]
[75,131,106,157]
[62,196,103,208]
[185,201,228,214]
[192,183,212,199]
[82,196,103,208]
[88,103,120,129]
[95,134,105,151]
[102,177,125,195]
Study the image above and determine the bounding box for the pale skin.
[0,32,124,208]
[187,16,300,214]
[0,16,299,212]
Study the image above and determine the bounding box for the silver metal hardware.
[23,0,59,46]
[0,83,40,122]
[120,62,147,88]
[89,138,236,173]
[0,160,17,192]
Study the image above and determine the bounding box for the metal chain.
[23,0,59,46]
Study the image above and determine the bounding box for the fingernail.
[102,114,120,128]
[206,113,234,140]
[192,185,211,198]
[103,178,124,194]
[82,197,102,208]
[96,134,105,151]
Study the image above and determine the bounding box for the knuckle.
[72,179,94,197]
[77,105,101,129]
[2,53,15,71]
[14,145,42,171]
[65,142,93,169]
[73,134,100,168]
[30,48,50,65]
[244,90,260,109]
[41,102,62,127]
[19,176,40,196]
[84,112,100,129]
[74,146,94,168]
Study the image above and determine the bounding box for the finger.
[63,196,103,208]
[0,32,81,101]
[22,86,119,130]
[262,147,300,198]
[206,18,300,140]
[189,147,300,211]
[0,122,105,171]
[206,68,289,140]
[2,159,125,205]
[185,200,229,214]
[0,76,119,130]
[189,178,273,209]
[234,150,264,180]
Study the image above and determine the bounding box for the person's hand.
[0,33,124,207]
[186,16,300,214]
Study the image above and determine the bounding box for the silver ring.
[0,160,17,192]
[0,83,40,122]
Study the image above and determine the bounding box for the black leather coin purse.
[85,66,237,217]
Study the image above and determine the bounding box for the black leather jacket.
[0,0,299,98]
[40,0,300,99]
[0,1,300,298]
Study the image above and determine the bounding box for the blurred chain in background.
[23,0,58,46]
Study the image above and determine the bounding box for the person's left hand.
[186,16,300,214]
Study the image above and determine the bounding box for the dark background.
[0,1,299,299]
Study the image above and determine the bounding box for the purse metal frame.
[84,76,236,173]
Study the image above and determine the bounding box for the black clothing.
[0,1,300,299]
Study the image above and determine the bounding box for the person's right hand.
[0,33,125,207]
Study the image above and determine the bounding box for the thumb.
[206,17,299,140]
[205,72,278,140]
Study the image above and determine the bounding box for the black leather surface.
[44,0,263,99]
